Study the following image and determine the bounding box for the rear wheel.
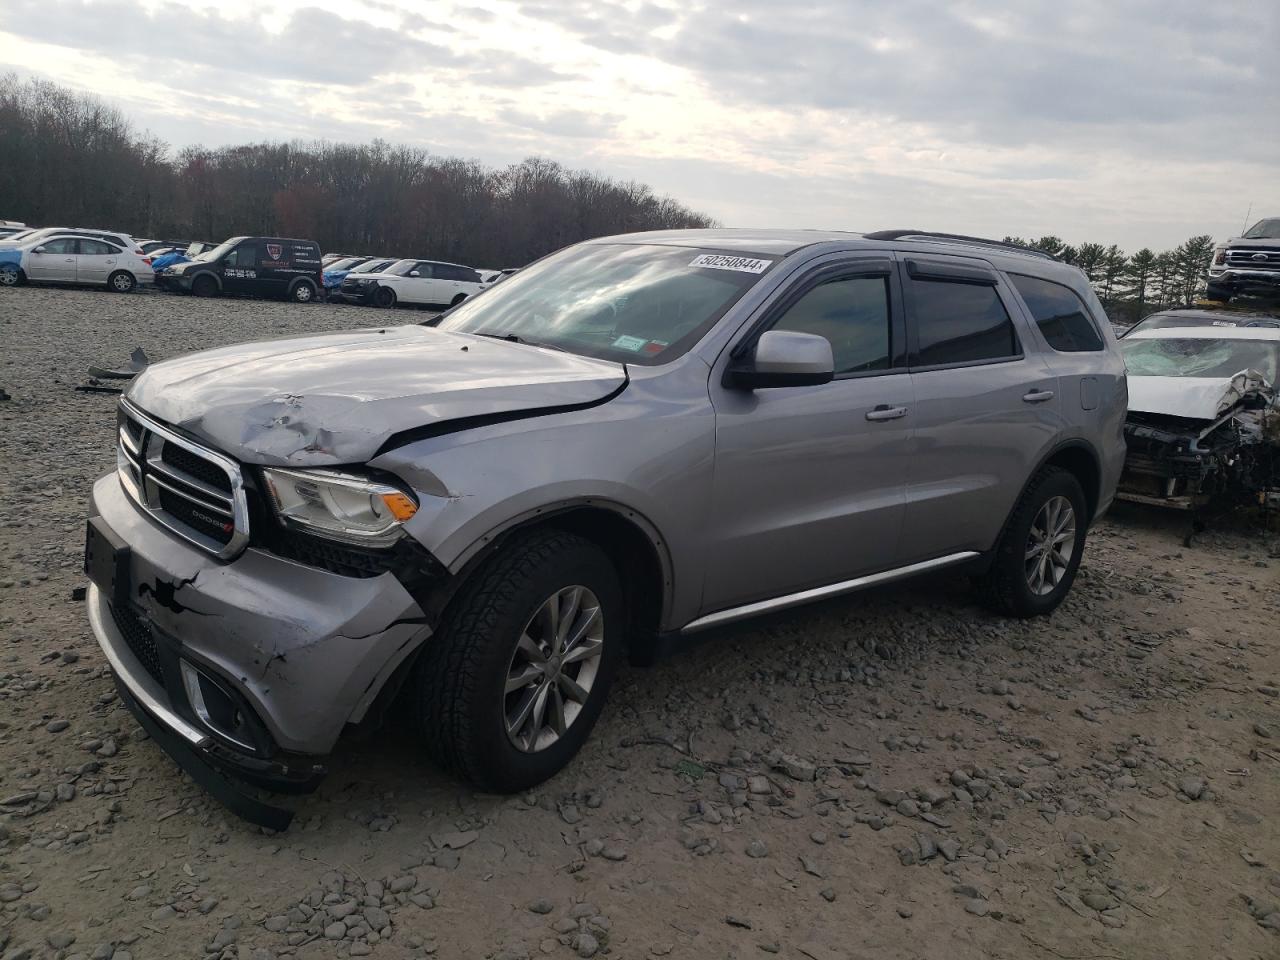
[108,270,136,293]
[192,274,218,298]
[977,466,1087,617]
[412,530,622,791]
[289,280,316,303]
[374,285,397,309]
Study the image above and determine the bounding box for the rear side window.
[1009,274,1104,352]
[909,279,1020,366]
[79,239,117,255]
[772,276,892,375]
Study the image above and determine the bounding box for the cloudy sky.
[2,0,1276,250]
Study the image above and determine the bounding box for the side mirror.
[32,246,45,253]
[725,330,834,389]
[409,270,421,277]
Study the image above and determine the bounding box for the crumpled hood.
[1127,368,1276,420]
[126,325,626,465]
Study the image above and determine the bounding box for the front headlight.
[262,468,418,547]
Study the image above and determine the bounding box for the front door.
[221,240,260,294]
[27,237,79,281]
[702,257,915,613]
[897,255,1061,560]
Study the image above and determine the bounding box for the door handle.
[1022,389,1055,403]
[865,405,908,421]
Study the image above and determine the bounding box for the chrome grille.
[116,402,250,559]
[1225,248,1280,271]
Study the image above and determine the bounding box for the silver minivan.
[84,229,1126,826]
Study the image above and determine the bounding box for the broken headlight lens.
[262,468,418,547]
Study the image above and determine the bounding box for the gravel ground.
[1,284,1279,960]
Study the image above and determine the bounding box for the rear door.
[899,256,1060,560]
[27,237,79,281]
[221,240,260,295]
[75,238,121,284]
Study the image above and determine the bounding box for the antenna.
[1241,202,1253,234]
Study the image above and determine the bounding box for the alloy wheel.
[503,585,604,753]
[1024,495,1076,596]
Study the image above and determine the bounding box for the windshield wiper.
[472,332,567,353]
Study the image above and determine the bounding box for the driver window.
[226,243,257,267]
[772,276,891,375]
[41,238,79,255]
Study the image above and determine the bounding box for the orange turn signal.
[379,491,418,522]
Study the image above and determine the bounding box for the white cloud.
[0,0,1275,250]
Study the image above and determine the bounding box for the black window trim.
[902,265,1026,373]
[1005,270,1106,354]
[728,256,906,382]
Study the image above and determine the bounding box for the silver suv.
[84,229,1126,826]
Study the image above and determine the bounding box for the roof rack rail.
[862,230,1058,261]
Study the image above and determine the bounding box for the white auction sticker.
[689,253,773,274]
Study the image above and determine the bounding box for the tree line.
[1002,235,1217,323]
[0,73,1222,315]
[0,74,714,268]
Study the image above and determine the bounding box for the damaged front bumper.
[1118,394,1279,510]
[86,473,434,827]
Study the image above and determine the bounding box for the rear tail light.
[141,256,152,265]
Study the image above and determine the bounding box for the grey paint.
[88,227,1127,763]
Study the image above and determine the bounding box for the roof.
[593,227,1064,264]
[1124,325,1280,341]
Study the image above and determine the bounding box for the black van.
[166,236,323,302]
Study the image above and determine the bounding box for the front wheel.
[450,293,467,307]
[977,466,1087,617]
[373,285,397,309]
[0,264,21,287]
[191,274,218,298]
[108,270,136,293]
[412,530,622,791]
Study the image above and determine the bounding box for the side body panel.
[898,257,1061,559]
[371,358,719,632]
[701,254,916,610]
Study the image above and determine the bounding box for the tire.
[191,274,218,298]
[450,293,467,307]
[976,466,1087,618]
[373,285,396,309]
[289,280,316,303]
[1203,283,1231,303]
[412,530,623,792]
[107,270,136,294]
[0,264,21,287]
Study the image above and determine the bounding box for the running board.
[681,552,980,633]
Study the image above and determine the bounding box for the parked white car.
[0,231,154,292]
[340,258,485,309]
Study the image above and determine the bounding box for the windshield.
[350,259,391,275]
[193,238,244,263]
[1242,218,1280,240]
[326,257,362,272]
[436,243,776,364]
[1121,337,1280,382]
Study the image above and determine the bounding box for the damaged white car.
[1118,326,1280,509]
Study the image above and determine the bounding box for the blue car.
[324,256,395,300]
[152,242,214,288]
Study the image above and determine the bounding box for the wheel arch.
[190,269,222,292]
[430,499,674,664]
